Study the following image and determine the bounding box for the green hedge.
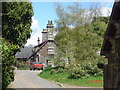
[2,39,18,88]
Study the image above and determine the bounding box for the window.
[48,35,54,40]
[47,47,54,54]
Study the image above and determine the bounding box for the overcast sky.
[25,1,114,46]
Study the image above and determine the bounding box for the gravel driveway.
[10,70,61,88]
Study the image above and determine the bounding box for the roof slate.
[15,46,33,59]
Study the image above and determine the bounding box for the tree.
[72,25,103,62]
[55,27,74,64]
[92,16,109,37]
[54,2,107,64]
[2,2,33,47]
[55,3,86,30]
[54,3,86,64]
[2,2,33,88]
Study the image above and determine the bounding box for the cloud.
[30,17,40,34]
[25,7,112,46]
[30,0,114,2]
[101,7,112,16]
[84,7,112,17]
[25,16,42,46]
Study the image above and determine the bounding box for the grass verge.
[38,68,103,87]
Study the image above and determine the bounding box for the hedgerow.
[2,39,18,88]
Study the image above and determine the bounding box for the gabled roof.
[15,46,33,59]
[28,40,57,60]
[100,2,120,56]
[34,40,48,48]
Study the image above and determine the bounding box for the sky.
[25,1,114,46]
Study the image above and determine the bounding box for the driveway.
[9,70,103,90]
[9,70,61,88]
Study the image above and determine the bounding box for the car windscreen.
[34,62,43,64]
[31,62,43,64]
[37,62,43,64]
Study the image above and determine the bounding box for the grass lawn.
[38,69,103,87]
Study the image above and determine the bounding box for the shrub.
[50,67,65,74]
[81,61,103,76]
[68,66,86,79]
[17,64,29,70]
[68,61,103,79]
[2,39,17,88]
[49,60,66,74]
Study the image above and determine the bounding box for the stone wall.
[101,1,120,89]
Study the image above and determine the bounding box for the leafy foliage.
[54,3,108,78]
[17,63,30,70]
[54,3,109,62]
[2,39,16,88]
[68,61,103,79]
[2,2,33,46]
[92,17,109,37]
[2,2,33,88]
[50,67,65,74]
[42,60,103,79]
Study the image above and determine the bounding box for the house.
[28,20,57,66]
[15,46,33,66]
[15,46,33,61]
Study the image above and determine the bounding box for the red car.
[30,62,45,70]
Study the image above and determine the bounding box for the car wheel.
[30,68,32,70]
